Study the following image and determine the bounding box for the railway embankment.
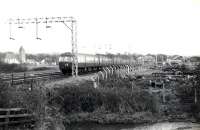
[44,71,200,129]
[1,69,200,129]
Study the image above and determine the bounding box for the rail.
[0,71,66,86]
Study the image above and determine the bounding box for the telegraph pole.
[8,17,78,76]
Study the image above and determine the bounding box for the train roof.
[60,52,95,57]
[60,52,131,58]
[60,52,73,56]
[60,52,107,57]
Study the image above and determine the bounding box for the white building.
[4,52,19,64]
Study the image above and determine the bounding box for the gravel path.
[44,73,96,88]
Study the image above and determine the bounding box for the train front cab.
[58,55,72,74]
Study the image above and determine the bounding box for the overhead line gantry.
[8,17,78,76]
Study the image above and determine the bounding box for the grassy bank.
[47,73,200,129]
[0,82,47,129]
[1,71,200,129]
[47,75,161,127]
[54,84,159,115]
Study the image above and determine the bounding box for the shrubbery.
[0,82,46,120]
[51,77,159,115]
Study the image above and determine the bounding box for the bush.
[51,78,159,115]
[55,85,103,114]
[0,83,11,108]
[0,82,46,120]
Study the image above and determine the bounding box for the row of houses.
[1,52,57,65]
[136,54,188,67]
[0,46,57,65]
[1,46,26,64]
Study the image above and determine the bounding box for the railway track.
[0,70,99,86]
[0,71,68,86]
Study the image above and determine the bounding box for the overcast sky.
[0,0,200,56]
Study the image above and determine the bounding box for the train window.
[58,57,64,62]
[87,56,94,63]
[59,56,71,62]
[78,55,85,63]
[64,57,71,61]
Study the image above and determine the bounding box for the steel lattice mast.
[8,17,78,76]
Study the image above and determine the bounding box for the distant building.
[137,55,155,65]
[26,59,40,65]
[0,53,6,62]
[19,46,26,64]
[166,55,184,66]
[4,52,19,64]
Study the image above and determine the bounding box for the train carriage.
[59,52,133,75]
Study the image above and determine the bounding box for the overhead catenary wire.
[8,17,78,76]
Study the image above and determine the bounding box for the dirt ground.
[44,73,96,88]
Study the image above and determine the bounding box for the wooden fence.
[0,108,35,128]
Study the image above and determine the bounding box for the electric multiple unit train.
[58,52,134,74]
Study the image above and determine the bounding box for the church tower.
[19,46,26,64]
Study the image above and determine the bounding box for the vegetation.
[0,82,46,121]
[171,64,200,119]
[50,77,159,116]
[1,64,200,128]
[191,64,200,118]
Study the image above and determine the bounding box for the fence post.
[195,86,197,104]
[162,82,166,103]
[99,71,104,80]
[96,74,99,87]
[127,65,129,73]
[91,75,98,88]
[117,68,120,78]
[104,70,107,80]
[103,68,108,80]
[24,73,26,83]
[110,67,114,75]
[106,67,110,79]
[30,78,33,91]
[5,110,10,129]
[11,73,13,86]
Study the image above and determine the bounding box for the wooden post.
[91,76,98,88]
[30,78,33,91]
[99,71,104,80]
[105,70,107,80]
[11,73,13,86]
[50,72,52,80]
[162,82,165,103]
[127,65,130,73]
[24,73,26,83]
[131,81,134,93]
[5,110,10,129]
[96,75,99,86]
[195,86,197,104]
[107,67,111,79]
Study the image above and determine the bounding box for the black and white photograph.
[0,0,200,129]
